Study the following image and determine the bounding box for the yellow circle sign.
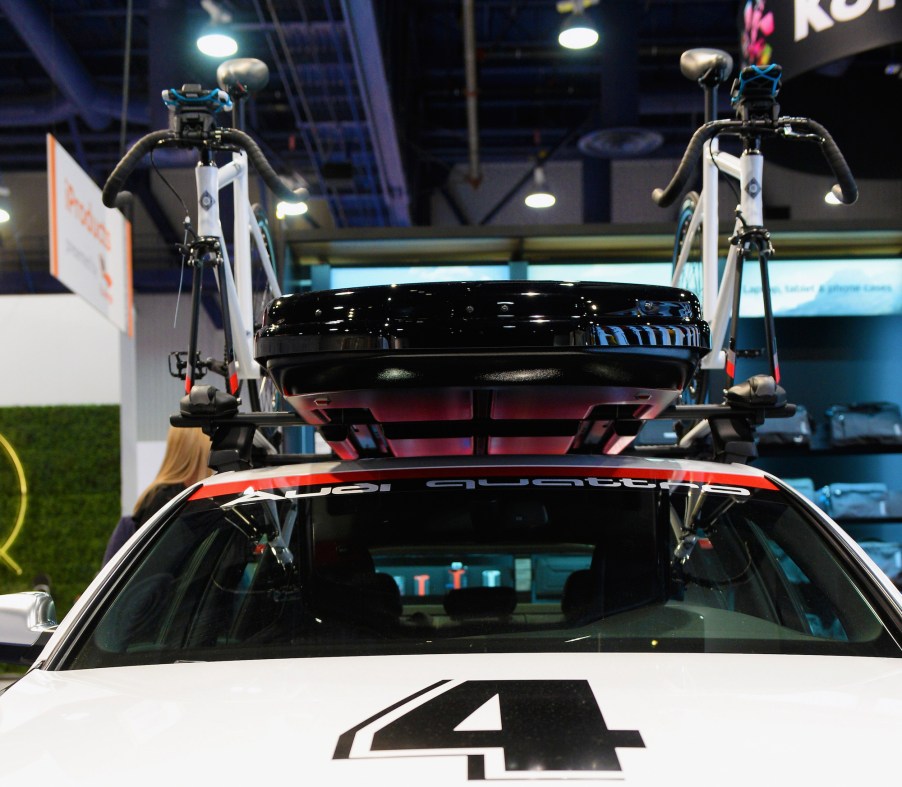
[0,432,26,575]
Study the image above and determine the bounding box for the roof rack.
[168,282,796,471]
[172,374,795,471]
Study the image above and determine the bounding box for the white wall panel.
[0,294,120,406]
[133,294,219,442]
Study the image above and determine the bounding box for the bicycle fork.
[726,231,779,386]
[725,147,779,386]
[184,155,240,397]
[702,147,780,387]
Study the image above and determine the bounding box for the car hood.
[1,652,901,785]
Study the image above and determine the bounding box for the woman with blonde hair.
[102,427,211,565]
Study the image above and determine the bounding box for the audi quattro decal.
[217,476,754,509]
[192,465,775,500]
[334,679,645,781]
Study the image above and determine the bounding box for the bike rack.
[172,377,796,472]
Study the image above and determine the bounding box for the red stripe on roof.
[190,463,776,500]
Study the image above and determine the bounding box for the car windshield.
[62,468,902,669]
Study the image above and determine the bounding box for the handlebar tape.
[652,116,859,209]
[651,120,729,208]
[787,117,858,205]
[102,130,176,208]
[102,128,309,210]
[219,129,308,203]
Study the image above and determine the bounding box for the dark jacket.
[101,483,185,566]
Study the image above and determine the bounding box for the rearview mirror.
[0,592,57,665]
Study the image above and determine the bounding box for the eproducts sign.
[47,134,133,336]
[743,0,902,77]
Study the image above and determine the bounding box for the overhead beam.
[340,0,411,227]
[282,223,902,266]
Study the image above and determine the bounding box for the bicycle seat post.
[217,58,270,132]
[678,49,734,322]
[680,48,734,123]
[214,58,272,390]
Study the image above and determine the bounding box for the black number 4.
[335,679,644,780]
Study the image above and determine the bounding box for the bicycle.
[652,48,858,406]
[102,58,307,414]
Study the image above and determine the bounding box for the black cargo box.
[255,281,709,458]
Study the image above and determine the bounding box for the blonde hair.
[133,427,211,515]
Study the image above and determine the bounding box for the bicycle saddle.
[217,57,270,99]
[680,48,733,87]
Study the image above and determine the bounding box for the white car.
[1,282,901,785]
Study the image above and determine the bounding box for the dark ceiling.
[0,1,898,277]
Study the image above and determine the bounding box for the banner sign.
[739,258,902,316]
[47,134,133,336]
[528,259,902,317]
[742,0,902,78]
[330,264,510,289]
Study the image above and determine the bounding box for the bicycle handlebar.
[790,117,858,206]
[651,121,726,208]
[102,130,175,208]
[219,129,308,203]
[101,127,308,209]
[651,116,858,208]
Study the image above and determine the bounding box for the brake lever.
[775,124,823,142]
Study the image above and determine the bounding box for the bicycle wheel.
[671,191,709,404]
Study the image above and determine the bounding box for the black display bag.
[782,477,816,501]
[816,483,889,519]
[857,541,902,584]
[756,404,812,447]
[825,402,902,447]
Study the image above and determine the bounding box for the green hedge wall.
[0,406,120,623]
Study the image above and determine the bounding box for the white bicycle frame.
[195,151,282,387]
[671,138,765,374]
[671,139,767,448]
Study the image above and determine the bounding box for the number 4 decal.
[334,679,645,780]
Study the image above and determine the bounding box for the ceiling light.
[525,167,556,209]
[197,0,238,58]
[276,180,310,219]
[557,0,600,50]
[0,187,11,223]
[276,200,309,220]
[197,30,238,57]
[824,190,841,206]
